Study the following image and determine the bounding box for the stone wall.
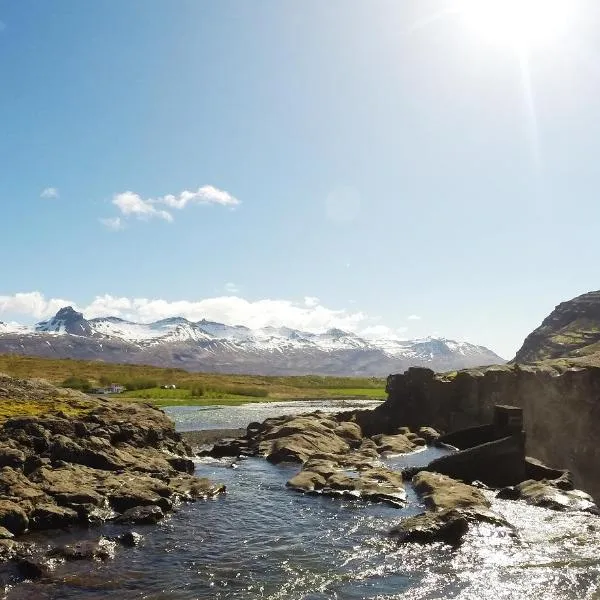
[357,363,600,499]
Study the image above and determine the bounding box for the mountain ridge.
[513,290,600,363]
[0,306,505,376]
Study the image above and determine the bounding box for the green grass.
[0,354,387,407]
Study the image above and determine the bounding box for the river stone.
[117,531,143,547]
[390,510,469,545]
[498,479,598,512]
[29,504,79,530]
[0,500,28,535]
[418,427,441,443]
[412,471,490,511]
[116,505,164,525]
[391,506,513,546]
[287,470,327,492]
[48,538,115,561]
[371,434,416,455]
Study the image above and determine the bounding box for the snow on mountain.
[0,321,31,335]
[0,307,505,376]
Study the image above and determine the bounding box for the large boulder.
[497,479,598,512]
[412,471,490,511]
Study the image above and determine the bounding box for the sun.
[457,0,574,49]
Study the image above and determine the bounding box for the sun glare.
[458,0,574,49]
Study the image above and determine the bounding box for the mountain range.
[0,306,504,376]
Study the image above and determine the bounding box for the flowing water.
[163,400,383,432]
[4,401,600,599]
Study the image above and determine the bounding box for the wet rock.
[498,479,598,512]
[116,531,143,547]
[0,500,28,535]
[209,439,248,458]
[412,471,490,511]
[115,505,164,525]
[29,504,79,530]
[418,427,441,444]
[390,507,512,546]
[16,557,52,580]
[287,457,406,507]
[287,470,327,492]
[261,415,351,464]
[371,434,416,455]
[48,538,115,561]
[390,509,469,545]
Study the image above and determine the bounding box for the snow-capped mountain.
[0,306,505,376]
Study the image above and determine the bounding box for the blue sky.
[1,0,600,358]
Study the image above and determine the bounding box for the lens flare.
[458,0,573,48]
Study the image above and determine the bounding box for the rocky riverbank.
[0,374,224,577]
[351,362,600,499]
[205,404,598,546]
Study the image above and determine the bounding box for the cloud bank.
[0,292,409,339]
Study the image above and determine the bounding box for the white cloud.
[112,191,173,222]
[161,185,240,209]
[107,185,239,227]
[304,296,320,308]
[0,292,74,320]
[40,187,59,199]
[0,292,380,335]
[99,217,124,231]
[407,314,421,321]
[224,282,239,294]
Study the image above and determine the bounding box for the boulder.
[371,434,416,454]
[0,500,28,535]
[418,427,441,443]
[390,507,512,546]
[48,538,115,561]
[115,505,164,525]
[29,504,79,530]
[498,479,598,512]
[116,531,143,547]
[287,470,327,492]
[390,509,469,545]
[412,471,490,511]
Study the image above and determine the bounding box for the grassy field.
[0,354,387,405]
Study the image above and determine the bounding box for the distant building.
[108,383,126,394]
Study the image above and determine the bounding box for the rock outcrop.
[0,374,224,543]
[354,363,600,500]
[514,290,600,363]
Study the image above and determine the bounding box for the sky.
[2,0,600,359]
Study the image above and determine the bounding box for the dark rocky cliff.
[355,362,600,500]
[514,290,600,363]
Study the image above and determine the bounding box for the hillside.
[0,306,504,376]
[0,353,388,402]
[514,291,600,363]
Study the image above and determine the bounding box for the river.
[4,400,600,599]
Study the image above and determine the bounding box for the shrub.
[62,376,92,392]
[122,378,158,391]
